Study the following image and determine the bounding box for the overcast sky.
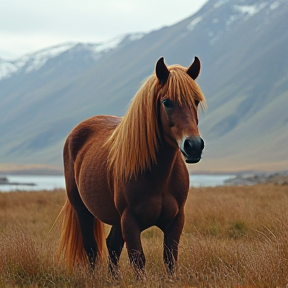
[0,0,208,59]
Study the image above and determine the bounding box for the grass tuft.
[228,220,248,239]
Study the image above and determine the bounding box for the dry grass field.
[0,183,288,287]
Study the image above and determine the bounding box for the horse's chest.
[132,194,179,229]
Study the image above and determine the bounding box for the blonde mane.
[106,65,206,182]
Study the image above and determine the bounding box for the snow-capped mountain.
[0,33,144,81]
[186,0,287,45]
[0,0,287,173]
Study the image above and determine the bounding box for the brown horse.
[57,57,206,276]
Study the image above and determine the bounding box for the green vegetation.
[0,184,288,287]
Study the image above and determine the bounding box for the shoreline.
[224,171,288,186]
[1,172,288,189]
[0,176,36,187]
[1,168,287,177]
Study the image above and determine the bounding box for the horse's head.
[156,57,205,164]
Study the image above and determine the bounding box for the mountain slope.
[0,0,287,173]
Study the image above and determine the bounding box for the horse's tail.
[56,199,105,270]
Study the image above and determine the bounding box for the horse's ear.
[156,57,169,86]
[187,56,201,80]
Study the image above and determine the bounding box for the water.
[0,174,235,192]
[0,175,65,192]
[189,174,235,187]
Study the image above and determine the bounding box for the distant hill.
[0,0,287,174]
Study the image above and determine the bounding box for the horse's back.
[64,115,121,224]
[65,115,120,160]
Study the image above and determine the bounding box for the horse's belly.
[80,183,120,225]
[77,153,120,225]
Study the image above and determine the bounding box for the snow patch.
[128,33,145,41]
[270,1,280,9]
[234,5,259,16]
[214,0,229,9]
[88,33,144,55]
[209,31,223,46]
[0,61,18,80]
[226,14,242,26]
[0,42,79,80]
[0,33,141,80]
[25,43,77,73]
[187,16,202,31]
[91,35,125,54]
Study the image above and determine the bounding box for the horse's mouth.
[181,150,201,164]
[185,158,201,164]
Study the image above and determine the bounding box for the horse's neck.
[154,139,180,177]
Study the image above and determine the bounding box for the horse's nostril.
[184,139,194,154]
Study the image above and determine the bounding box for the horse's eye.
[162,99,173,109]
[195,100,200,107]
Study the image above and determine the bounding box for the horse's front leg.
[121,209,146,278]
[163,210,185,275]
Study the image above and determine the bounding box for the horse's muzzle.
[180,136,204,164]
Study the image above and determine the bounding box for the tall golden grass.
[0,184,288,287]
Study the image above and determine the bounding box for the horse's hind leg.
[106,224,124,277]
[66,180,98,268]
[77,204,98,268]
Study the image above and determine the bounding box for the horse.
[57,56,206,277]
